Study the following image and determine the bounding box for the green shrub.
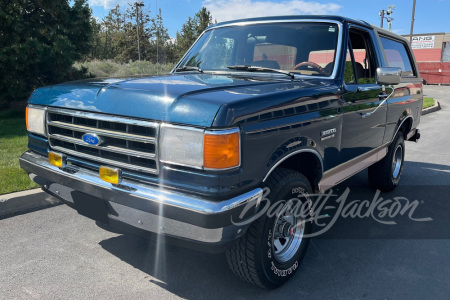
[74,60,175,78]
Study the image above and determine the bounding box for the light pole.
[379,5,395,30]
[379,9,385,28]
[135,2,144,62]
[409,0,417,44]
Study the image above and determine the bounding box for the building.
[402,32,450,84]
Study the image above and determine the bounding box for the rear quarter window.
[380,36,416,77]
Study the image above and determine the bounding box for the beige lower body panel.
[319,145,388,192]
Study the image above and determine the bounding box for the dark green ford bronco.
[21,15,422,288]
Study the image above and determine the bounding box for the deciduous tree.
[0,0,93,103]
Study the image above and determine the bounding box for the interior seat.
[355,62,365,80]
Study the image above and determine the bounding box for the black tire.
[226,168,313,289]
[368,132,405,192]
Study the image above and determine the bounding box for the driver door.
[340,27,387,163]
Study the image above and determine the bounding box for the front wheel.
[368,132,405,192]
[226,168,313,288]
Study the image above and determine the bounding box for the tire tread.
[368,132,404,192]
[226,167,311,288]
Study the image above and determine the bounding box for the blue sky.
[88,0,450,37]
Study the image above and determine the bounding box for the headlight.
[159,124,240,170]
[26,106,46,136]
[160,124,204,168]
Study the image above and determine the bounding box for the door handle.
[360,86,395,118]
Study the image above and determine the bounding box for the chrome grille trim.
[48,134,156,159]
[47,120,156,143]
[46,108,160,174]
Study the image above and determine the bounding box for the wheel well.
[398,117,413,139]
[277,152,322,190]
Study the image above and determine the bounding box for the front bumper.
[20,151,263,252]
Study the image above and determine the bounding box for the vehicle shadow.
[98,161,450,298]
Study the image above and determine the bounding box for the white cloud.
[89,0,130,9]
[392,29,405,34]
[203,0,341,22]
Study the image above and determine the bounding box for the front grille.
[46,108,160,174]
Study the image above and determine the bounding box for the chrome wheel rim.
[272,201,304,263]
[392,144,403,179]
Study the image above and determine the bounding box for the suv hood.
[29,74,330,127]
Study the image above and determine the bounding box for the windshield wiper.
[175,65,203,73]
[227,65,295,79]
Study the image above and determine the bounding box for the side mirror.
[376,67,402,85]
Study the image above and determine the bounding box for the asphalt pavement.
[1,86,449,299]
[423,84,449,103]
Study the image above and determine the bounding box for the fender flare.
[390,115,414,144]
[262,148,324,182]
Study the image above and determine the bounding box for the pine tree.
[175,7,213,61]
[150,9,172,64]
[195,7,213,37]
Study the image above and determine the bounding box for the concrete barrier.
[0,189,60,218]
[422,101,442,116]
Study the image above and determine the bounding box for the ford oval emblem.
[82,133,103,146]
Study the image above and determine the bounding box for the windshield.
[177,22,340,77]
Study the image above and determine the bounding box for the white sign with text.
[412,36,435,49]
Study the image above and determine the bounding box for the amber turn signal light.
[48,151,66,168]
[99,166,122,185]
[25,107,29,130]
[203,130,240,169]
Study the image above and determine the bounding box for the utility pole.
[409,0,416,44]
[135,2,144,62]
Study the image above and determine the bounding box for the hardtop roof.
[207,15,409,44]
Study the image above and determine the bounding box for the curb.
[422,101,441,116]
[0,188,60,218]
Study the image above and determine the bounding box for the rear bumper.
[19,151,263,253]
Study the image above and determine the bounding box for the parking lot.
[1,87,449,299]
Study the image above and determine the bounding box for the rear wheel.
[226,168,313,288]
[368,132,405,192]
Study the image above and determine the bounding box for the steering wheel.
[293,61,327,75]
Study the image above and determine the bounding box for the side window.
[344,29,377,85]
[380,37,415,76]
[349,29,377,84]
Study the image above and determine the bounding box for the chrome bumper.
[20,151,263,249]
